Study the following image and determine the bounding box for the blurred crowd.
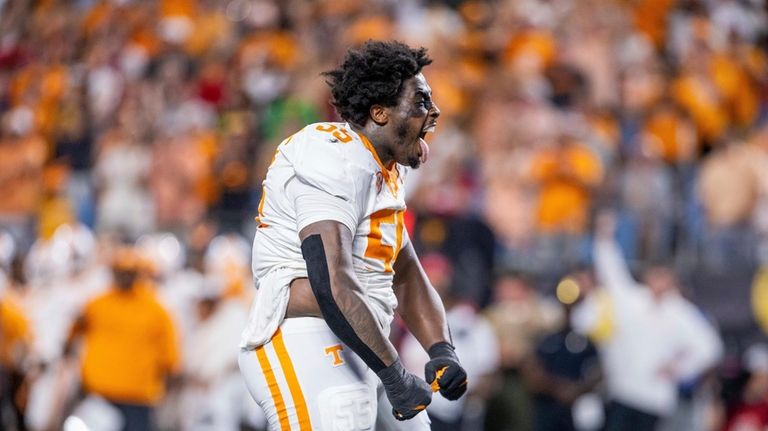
[0,0,767,430]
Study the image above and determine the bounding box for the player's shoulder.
[285,123,377,169]
[283,123,376,196]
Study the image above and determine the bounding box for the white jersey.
[251,122,410,332]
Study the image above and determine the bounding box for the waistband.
[279,316,331,333]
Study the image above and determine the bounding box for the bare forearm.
[399,281,450,349]
[332,271,397,365]
[394,244,451,350]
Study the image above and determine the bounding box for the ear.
[369,105,388,126]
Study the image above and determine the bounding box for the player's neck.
[350,123,395,167]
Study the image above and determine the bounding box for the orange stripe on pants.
[255,346,291,431]
[273,328,312,430]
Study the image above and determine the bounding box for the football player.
[238,40,468,430]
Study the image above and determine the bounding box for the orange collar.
[358,132,400,195]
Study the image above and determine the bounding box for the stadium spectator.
[15,224,106,431]
[722,344,768,431]
[572,211,723,431]
[690,138,764,357]
[617,133,676,263]
[484,271,562,431]
[0,113,46,250]
[698,140,762,229]
[529,134,603,235]
[0,282,31,430]
[64,246,180,431]
[522,268,602,431]
[179,278,249,431]
[640,100,698,166]
[93,125,154,237]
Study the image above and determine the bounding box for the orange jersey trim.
[358,133,400,195]
[255,134,294,228]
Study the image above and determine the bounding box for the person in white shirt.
[180,279,250,431]
[572,211,723,431]
[238,40,468,431]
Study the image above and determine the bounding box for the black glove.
[377,359,432,421]
[425,341,468,400]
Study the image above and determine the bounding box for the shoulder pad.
[289,125,356,202]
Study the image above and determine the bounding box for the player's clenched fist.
[425,341,468,400]
[377,360,432,421]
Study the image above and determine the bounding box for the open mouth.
[415,118,437,166]
[417,130,432,165]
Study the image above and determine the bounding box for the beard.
[396,120,409,141]
[407,154,421,168]
[396,121,421,168]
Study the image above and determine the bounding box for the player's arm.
[393,241,450,348]
[393,241,468,401]
[300,220,397,366]
[299,220,432,420]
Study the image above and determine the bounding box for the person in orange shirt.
[530,136,604,234]
[65,247,180,431]
[0,292,31,430]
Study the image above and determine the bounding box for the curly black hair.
[322,40,432,126]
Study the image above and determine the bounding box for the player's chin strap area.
[300,234,387,373]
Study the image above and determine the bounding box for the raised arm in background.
[594,211,639,292]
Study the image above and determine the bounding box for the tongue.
[419,138,429,165]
